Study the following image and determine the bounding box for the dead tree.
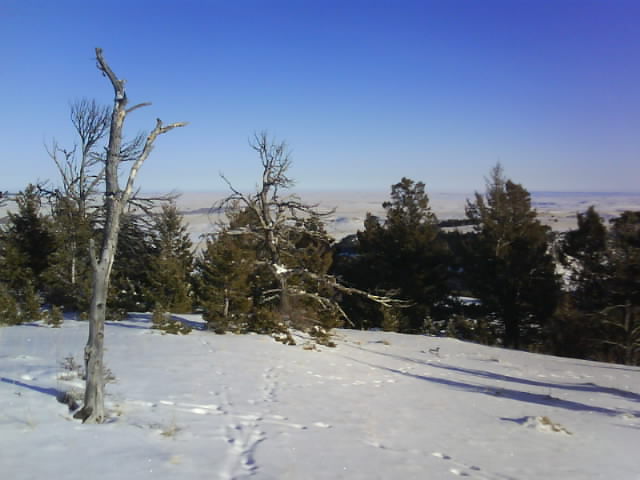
[45,99,110,288]
[47,99,110,215]
[74,48,186,423]
[220,132,405,329]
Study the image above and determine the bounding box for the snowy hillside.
[1,316,639,479]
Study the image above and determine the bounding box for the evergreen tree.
[285,215,341,333]
[335,177,449,332]
[600,211,640,364]
[147,203,194,313]
[196,228,255,332]
[210,133,400,341]
[465,164,559,349]
[0,283,20,325]
[563,206,609,310]
[107,213,156,317]
[43,99,110,311]
[43,195,95,311]
[0,185,55,297]
[548,207,608,358]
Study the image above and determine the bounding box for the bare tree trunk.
[81,265,108,421]
[74,48,186,423]
[70,240,77,285]
[223,291,230,319]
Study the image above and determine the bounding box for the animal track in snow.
[432,452,486,479]
[219,422,265,480]
[156,400,225,415]
[217,365,280,479]
[312,422,331,428]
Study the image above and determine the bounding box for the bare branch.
[125,102,152,114]
[122,119,188,202]
[95,47,125,100]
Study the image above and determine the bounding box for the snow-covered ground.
[1,315,639,479]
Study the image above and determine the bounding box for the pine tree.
[20,283,43,322]
[548,206,608,358]
[46,305,64,327]
[286,215,342,333]
[0,283,20,325]
[147,203,194,313]
[600,211,640,364]
[335,177,449,332]
[563,206,608,309]
[43,98,109,311]
[43,195,95,311]
[213,133,400,341]
[465,164,559,349]
[196,228,255,332]
[0,185,55,298]
[107,213,156,317]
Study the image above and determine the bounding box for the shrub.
[20,284,42,321]
[152,304,192,335]
[46,305,64,327]
[0,284,21,325]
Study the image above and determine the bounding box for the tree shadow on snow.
[1,377,64,399]
[105,321,149,330]
[567,362,640,374]
[105,313,205,331]
[339,352,640,417]
[344,344,640,404]
[1,377,80,412]
[169,315,206,331]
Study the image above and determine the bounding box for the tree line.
[3,149,639,366]
[1,47,638,395]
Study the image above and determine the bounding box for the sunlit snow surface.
[1,315,639,479]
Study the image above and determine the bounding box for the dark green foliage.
[203,305,231,334]
[562,206,609,311]
[283,215,342,333]
[333,177,450,332]
[550,208,640,364]
[547,207,608,358]
[46,305,64,327]
[43,195,94,311]
[381,307,402,332]
[108,213,156,314]
[147,203,194,313]
[197,204,341,338]
[464,165,560,349]
[0,283,20,325]
[599,211,640,364]
[196,223,256,332]
[0,185,55,296]
[20,283,43,321]
[546,294,597,359]
[445,314,496,345]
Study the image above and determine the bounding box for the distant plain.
[173,191,640,248]
[2,191,638,248]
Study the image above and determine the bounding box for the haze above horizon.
[2,0,638,193]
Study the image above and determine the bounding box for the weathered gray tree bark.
[74,48,186,423]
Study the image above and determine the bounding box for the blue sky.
[1,0,639,193]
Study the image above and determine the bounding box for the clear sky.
[1,0,639,193]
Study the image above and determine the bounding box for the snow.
[273,264,289,275]
[1,316,639,479]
